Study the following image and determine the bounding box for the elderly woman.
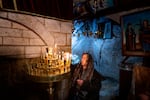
[68,53,104,100]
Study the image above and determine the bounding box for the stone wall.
[0,11,72,58]
[0,11,72,88]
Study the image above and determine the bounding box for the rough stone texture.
[22,30,39,38]
[12,22,28,30]
[45,18,61,32]
[0,11,72,58]
[0,19,11,28]
[35,16,45,25]
[53,32,66,45]
[67,33,72,46]
[0,27,23,37]
[7,12,54,46]
[60,21,72,33]
[29,38,45,46]
[3,37,29,45]
[0,11,7,17]
[0,46,24,56]
[25,46,41,54]
[0,37,2,44]
[25,53,41,58]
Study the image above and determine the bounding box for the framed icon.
[121,9,150,56]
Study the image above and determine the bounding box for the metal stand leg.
[46,82,54,100]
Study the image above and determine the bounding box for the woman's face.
[81,54,88,69]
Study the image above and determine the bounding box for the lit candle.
[45,52,48,58]
[65,52,70,66]
[55,44,57,48]
[48,47,53,55]
[66,53,70,61]
[54,44,57,58]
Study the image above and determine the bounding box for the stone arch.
[0,12,54,46]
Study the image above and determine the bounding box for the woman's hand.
[77,79,84,86]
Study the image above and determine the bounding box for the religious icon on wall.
[121,9,150,56]
[97,22,112,39]
[97,23,105,38]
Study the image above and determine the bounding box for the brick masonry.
[0,37,2,44]
[0,11,72,58]
[0,18,11,28]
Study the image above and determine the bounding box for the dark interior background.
[1,0,150,20]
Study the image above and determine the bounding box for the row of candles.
[28,63,70,76]
[28,44,72,76]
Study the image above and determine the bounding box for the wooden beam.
[0,0,3,8]
[13,0,17,11]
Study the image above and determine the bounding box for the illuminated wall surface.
[72,17,143,97]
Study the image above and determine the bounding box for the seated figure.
[68,53,104,100]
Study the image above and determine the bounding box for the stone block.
[0,27,22,37]
[8,12,54,46]
[60,21,72,33]
[3,37,29,45]
[25,46,41,54]
[0,11,7,18]
[12,22,28,30]
[25,54,41,58]
[0,19,11,28]
[33,24,54,46]
[66,33,71,46]
[8,13,33,26]
[23,30,39,38]
[53,32,66,45]
[0,46,24,56]
[35,16,45,25]
[0,37,2,44]
[29,38,45,45]
[45,19,61,32]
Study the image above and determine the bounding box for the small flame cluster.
[28,45,72,77]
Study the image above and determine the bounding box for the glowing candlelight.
[48,47,53,55]
[64,52,71,66]
[55,44,57,48]
[66,53,70,61]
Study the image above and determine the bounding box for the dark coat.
[68,67,103,100]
